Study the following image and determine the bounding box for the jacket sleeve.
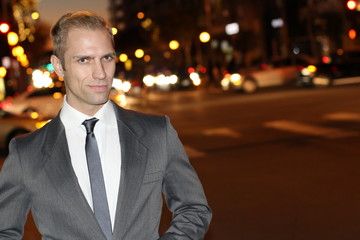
[0,139,31,239]
[160,116,212,240]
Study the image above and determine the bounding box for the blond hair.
[50,11,114,66]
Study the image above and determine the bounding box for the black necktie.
[82,118,112,240]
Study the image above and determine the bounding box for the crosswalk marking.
[183,112,360,158]
[264,120,359,139]
[203,127,241,138]
[323,112,360,121]
[184,145,207,158]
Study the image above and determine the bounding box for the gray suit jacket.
[0,102,212,239]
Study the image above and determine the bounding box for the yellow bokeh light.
[125,59,132,71]
[307,65,317,73]
[119,53,128,62]
[169,40,179,50]
[141,18,152,29]
[53,92,63,99]
[112,27,118,35]
[21,60,29,67]
[12,46,24,57]
[31,12,40,20]
[199,32,211,43]
[17,54,27,63]
[7,32,19,46]
[135,49,144,58]
[30,112,39,119]
[0,67,7,78]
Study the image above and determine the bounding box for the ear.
[50,55,65,78]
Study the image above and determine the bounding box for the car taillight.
[0,101,12,110]
[322,56,332,64]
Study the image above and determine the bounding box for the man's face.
[52,28,115,115]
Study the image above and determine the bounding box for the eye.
[78,58,89,64]
[103,55,115,62]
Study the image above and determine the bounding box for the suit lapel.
[41,116,106,239]
[112,106,148,239]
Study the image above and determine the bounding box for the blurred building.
[0,0,38,98]
[0,0,13,63]
[113,0,356,60]
[106,0,358,84]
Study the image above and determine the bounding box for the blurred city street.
[2,0,360,239]
[2,85,360,239]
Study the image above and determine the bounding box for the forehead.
[64,28,114,55]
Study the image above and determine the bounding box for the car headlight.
[301,65,317,76]
[221,74,231,87]
[230,73,242,86]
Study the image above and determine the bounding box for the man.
[0,11,212,240]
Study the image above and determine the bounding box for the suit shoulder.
[116,106,168,126]
[14,116,61,149]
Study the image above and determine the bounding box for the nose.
[92,60,106,80]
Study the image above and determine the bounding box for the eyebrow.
[72,55,90,60]
[72,52,116,60]
[105,52,116,58]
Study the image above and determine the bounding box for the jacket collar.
[111,103,149,239]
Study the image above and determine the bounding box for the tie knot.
[82,117,99,134]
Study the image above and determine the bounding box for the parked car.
[0,86,64,118]
[221,56,313,93]
[0,110,50,151]
[298,50,360,87]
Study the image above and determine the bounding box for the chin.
[90,95,110,105]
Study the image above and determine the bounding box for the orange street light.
[349,29,357,39]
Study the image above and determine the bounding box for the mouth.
[88,85,109,91]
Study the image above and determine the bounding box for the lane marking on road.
[184,145,207,158]
[323,112,360,121]
[264,120,359,139]
[203,127,241,138]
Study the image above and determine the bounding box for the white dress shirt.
[60,97,121,230]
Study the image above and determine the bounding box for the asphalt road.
[2,85,360,239]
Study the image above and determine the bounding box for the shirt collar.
[60,96,117,130]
